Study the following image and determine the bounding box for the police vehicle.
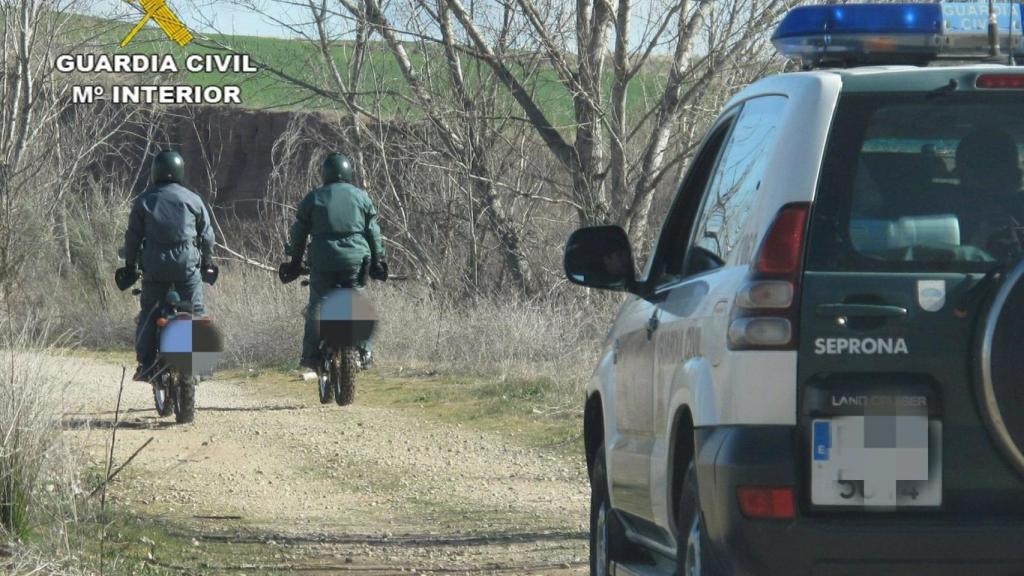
[564,3,1024,574]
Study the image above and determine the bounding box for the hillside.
[69,11,668,126]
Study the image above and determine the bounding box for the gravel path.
[61,358,589,574]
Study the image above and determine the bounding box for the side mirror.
[564,225,638,292]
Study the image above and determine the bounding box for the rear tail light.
[728,203,811,350]
[735,281,793,309]
[737,486,796,519]
[156,317,169,327]
[754,205,808,275]
[728,317,792,347]
[976,74,1024,89]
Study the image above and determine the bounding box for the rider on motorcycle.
[281,153,387,369]
[119,150,216,382]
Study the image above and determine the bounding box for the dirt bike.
[298,270,368,406]
[132,286,203,424]
[279,259,376,407]
[116,245,219,425]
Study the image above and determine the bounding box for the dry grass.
[0,322,88,571]
[44,263,618,401]
[208,266,618,398]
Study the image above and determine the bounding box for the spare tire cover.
[979,259,1024,478]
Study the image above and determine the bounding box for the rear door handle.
[816,303,907,318]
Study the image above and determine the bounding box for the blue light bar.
[774,4,943,39]
[773,2,1024,68]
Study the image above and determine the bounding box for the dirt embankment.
[116,107,336,218]
[61,358,589,574]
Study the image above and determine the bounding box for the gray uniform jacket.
[124,182,215,282]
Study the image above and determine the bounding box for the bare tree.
[438,0,789,242]
[187,0,790,294]
[0,0,141,305]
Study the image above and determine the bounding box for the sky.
[86,0,683,47]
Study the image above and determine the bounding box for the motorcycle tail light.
[156,317,169,327]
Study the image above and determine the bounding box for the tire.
[174,375,196,424]
[676,461,723,576]
[318,356,334,404]
[977,259,1024,478]
[332,348,358,406]
[153,383,174,417]
[590,446,630,576]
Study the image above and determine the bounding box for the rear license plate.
[811,416,942,507]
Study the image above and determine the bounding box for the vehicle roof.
[727,63,1019,108]
[826,63,1015,91]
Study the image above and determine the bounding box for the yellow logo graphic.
[120,0,193,47]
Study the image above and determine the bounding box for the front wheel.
[173,375,197,424]
[332,348,358,406]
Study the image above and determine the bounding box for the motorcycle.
[137,287,201,423]
[116,250,221,424]
[280,259,378,407]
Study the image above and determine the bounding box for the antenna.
[990,0,1003,58]
[1011,0,1018,65]
[1019,0,1024,64]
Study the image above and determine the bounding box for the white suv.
[565,4,1024,575]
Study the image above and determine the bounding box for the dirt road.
[61,358,589,574]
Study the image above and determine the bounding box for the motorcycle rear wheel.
[318,356,334,404]
[153,382,174,417]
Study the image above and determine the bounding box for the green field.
[72,14,668,127]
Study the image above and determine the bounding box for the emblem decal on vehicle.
[917,279,945,312]
[814,337,908,355]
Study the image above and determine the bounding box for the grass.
[0,325,98,575]
[363,374,582,454]
[223,365,584,457]
[75,511,294,576]
[0,328,72,540]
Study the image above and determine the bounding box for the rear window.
[807,92,1024,272]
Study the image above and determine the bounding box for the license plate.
[811,416,942,507]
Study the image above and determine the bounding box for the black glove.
[200,262,219,285]
[114,264,140,291]
[369,258,389,282]
[278,261,303,284]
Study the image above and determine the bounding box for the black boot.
[133,363,154,382]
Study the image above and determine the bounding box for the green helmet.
[321,153,354,184]
[152,150,185,184]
